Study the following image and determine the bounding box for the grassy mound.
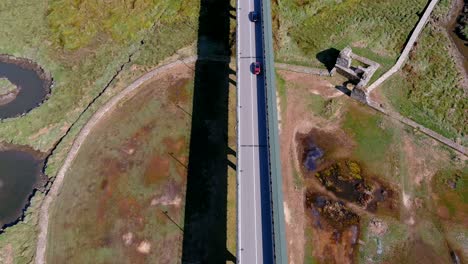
[0,78,16,95]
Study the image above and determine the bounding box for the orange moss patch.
[98,158,126,194]
[118,198,143,220]
[46,63,194,264]
[129,121,157,144]
[163,136,185,155]
[436,206,450,219]
[404,239,452,264]
[143,156,170,186]
[433,192,468,225]
[163,136,188,177]
[167,78,189,105]
[175,156,188,178]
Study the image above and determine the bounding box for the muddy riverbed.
[0,145,46,229]
[296,128,401,262]
[0,55,51,119]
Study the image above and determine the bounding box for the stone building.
[332,47,380,103]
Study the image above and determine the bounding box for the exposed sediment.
[0,87,20,106]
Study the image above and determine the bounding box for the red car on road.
[252,62,261,75]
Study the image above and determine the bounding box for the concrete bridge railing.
[260,0,289,262]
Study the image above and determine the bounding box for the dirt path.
[366,0,440,94]
[275,63,330,76]
[280,86,307,264]
[34,56,197,264]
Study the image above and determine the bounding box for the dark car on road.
[249,11,259,22]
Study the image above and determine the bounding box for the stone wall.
[335,64,360,81]
[332,47,380,91]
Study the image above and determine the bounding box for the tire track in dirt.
[34,56,197,264]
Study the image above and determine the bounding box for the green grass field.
[307,94,326,115]
[431,167,468,219]
[273,0,466,141]
[273,0,427,72]
[380,0,467,142]
[303,222,317,264]
[47,70,194,263]
[0,0,198,152]
[343,104,394,168]
[382,23,467,141]
[0,194,43,264]
[0,1,198,262]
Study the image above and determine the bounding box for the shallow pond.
[0,56,51,119]
[0,149,44,227]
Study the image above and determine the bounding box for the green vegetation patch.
[276,71,287,107]
[47,74,194,263]
[303,222,317,264]
[462,26,468,39]
[431,167,468,217]
[274,0,426,70]
[47,0,195,51]
[0,78,17,95]
[343,105,393,164]
[416,220,451,260]
[0,0,199,262]
[0,0,198,151]
[382,23,467,140]
[307,94,343,119]
[358,216,410,263]
[307,94,326,115]
[0,194,43,264]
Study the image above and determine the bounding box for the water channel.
[0,56,50,228]
[0,148,45,228]
[0,56,51,119]
[447,0,468,73]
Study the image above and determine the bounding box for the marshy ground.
[46,64,194,263]
[0,0,200,262]
[0,0,467,263]
[273,1,467,261]
[277,67,467,263]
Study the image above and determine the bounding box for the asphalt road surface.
[236,0,274,262]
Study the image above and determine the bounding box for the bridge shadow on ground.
[181,0,235,262]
